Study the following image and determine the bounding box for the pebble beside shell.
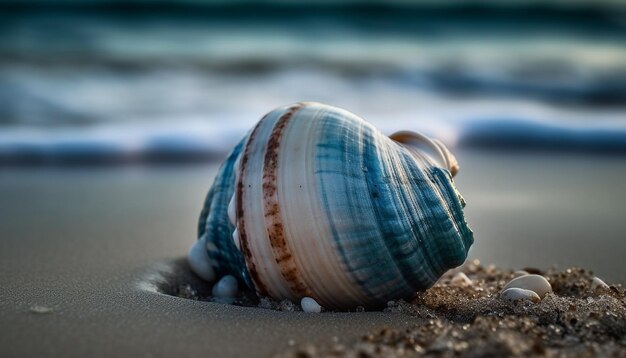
[501,288,541,303]
[501,274,553,302]
[591,276,610,291]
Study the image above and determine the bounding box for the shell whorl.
[194,102,473,309]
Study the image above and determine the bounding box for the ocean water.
[0,1,625,163]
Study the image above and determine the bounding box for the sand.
[166,258,626,357]
[1,150,625,357]
[277,262,626,357]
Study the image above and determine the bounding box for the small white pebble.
[591,277,610,291]
[301,297,322,313]
[502,274,552,298]
[212,275,238,298]
[29,305,53,314]
[513,270,529,278]
[501,288,541,303]
[287,339,296,347]
[187,238,216,282]
[451,272,472,286]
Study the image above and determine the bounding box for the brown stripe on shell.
[262,103,315,298]
[235,114,270,297]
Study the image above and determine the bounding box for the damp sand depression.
[1,150,625,357]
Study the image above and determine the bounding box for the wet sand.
[1,150,625,357]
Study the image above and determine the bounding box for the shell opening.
[389,131,459,177]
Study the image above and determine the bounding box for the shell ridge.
[430,168,474,264]
[198,138,252,285]
[377,140,441,290]
[260,103,315,298]
[358,127,425,299]
[317,114,413,304]
[281,105,376,308]
[277,107,329,303]
[315,115,381,303]
[400,148,472,275]
[397,143,466,275]
[235,113,274,297]
[400,152,450,278]
[397,144,447,285]
[421,168,469,270]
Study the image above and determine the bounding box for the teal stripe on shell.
[367,132,440,289]
[314,108,473,303]
[314,109,412,301]
[197,138,253,288]
[429,167,474,265]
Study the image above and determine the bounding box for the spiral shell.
[190,102,473,309]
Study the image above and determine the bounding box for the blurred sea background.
[1,0,626,283]
[1,0,625,163]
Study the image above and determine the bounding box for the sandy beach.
[1,1,625,356]
[1,150,624,357]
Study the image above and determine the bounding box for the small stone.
[451,272,472,286]
[591,277,610,292]
[187,239,216,282]
[287,339,296,347]
[301,297,322,313]
[212,275,238,298]
[502,274,552,298]
[501,288,541,303]
[513,270,529,278]
[29,305,53,314]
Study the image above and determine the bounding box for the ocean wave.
[0,1,624,164]
[0,122,243,165]
[458,119,626,154]
[1,109,625,166]
[1,6,624,107]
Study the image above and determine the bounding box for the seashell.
[591,276,610,292]
[501,288,540,303]
[189,102,474,309]
[513,270,529,278]
[502,274,552,299]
